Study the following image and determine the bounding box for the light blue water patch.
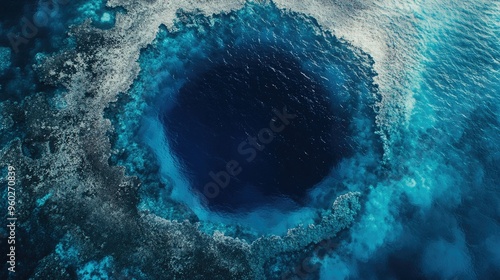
[55,239,81,266]
[53,233,91,271]
[75,0,120,29]
[36,192,52,207]
[77,256,114,280]
[421,230,474,279]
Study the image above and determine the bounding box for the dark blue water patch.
[162,46,353,212]
[0,0,36,29]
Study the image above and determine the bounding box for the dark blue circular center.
[161,46,353,212]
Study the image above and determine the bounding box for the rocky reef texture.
[0,0,367,278]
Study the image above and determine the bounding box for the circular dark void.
[162,47,352,212]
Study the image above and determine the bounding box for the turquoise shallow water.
[0,0,499,279]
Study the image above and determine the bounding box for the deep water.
[162,46,350,212]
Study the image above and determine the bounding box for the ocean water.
[0,0,499,279]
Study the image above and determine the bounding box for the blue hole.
[123,3,378,225]
[161,45,353,212]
